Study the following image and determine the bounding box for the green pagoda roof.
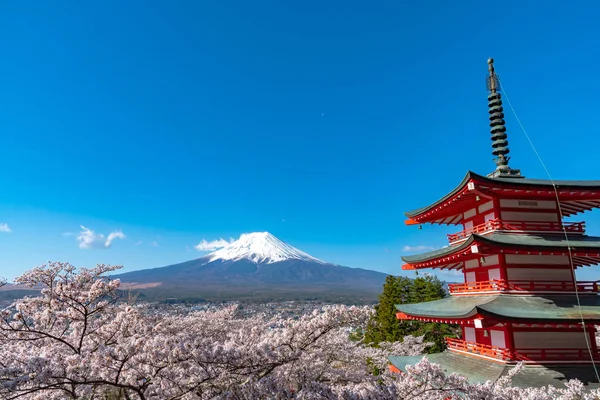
[401,232,600,264]
[405,171,600,219]
[395,294,600,322]
[388,351,600,390]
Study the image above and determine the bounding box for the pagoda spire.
[486,58,521,178]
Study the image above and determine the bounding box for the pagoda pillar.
[587,326,598,355]
[498,253,508,281]
[504,323,515,359]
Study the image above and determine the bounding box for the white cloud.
[77,226,126,249]
[0,223,11,233]
[401,245,435,253]
[150,241,159,247]
[134,241,143,246]
[194,238,231,252]
[106,231,125,243]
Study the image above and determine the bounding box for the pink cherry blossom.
[1,262,599,399]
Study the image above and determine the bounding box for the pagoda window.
[506,268,573,282]
[518,200,539,207]
[500,199,557,210]
[488,268,501,281]
[500,210,560,222]
[465,270,476,282]
[490,329,506,348]
[513,330,590,349]
[481,255,500,266]
[463,254,504,283]
[465,267,502,283]
[478,201,494,213]
[505,254,570,266]
[464,326,476,342]
[463,208,477,220]
[498,199,561,223]
[484,212,496,222]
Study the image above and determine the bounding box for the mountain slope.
[115,232,388,303]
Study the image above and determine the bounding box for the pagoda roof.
[388,352,600,389]
[389,352,508,384]
[395,294,600,322]
[402,232,600,269]
[405,171,600,224]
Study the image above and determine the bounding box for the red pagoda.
[389,59,600,388]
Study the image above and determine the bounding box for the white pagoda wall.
[505,254,573,282]
[513,331,588,349]
[463,255,501,282]
[505,254,570,265]
[490,329,506,348]
[463,326,476,342]
[461,201,496,229]
[462,326,506,348]
[498,199,560,222]
[500,211,559,222]
[506,268,572,281]
[459,197,565,231]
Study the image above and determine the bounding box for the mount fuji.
[207,232,326,265]
[115,232,389,303]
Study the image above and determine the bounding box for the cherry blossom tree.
[0,263,423,399]
[1,262,600,400]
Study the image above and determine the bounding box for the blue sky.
[2,0,600,281]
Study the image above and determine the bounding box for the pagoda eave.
[401,233,600,270]
[395,295,600,324]
[396,311,600,326]
[396,311,487,326]
[405,171,600,224]
[404,175,485,225]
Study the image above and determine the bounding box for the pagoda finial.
[486,58,521,178]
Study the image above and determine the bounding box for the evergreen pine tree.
[364,275,410,344]
[363,274,457,353]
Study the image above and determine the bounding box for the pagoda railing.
[448,279,599,295]
[445,337,512,361]
[446,338,600,362]
[447,219,586,244]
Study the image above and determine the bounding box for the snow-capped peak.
[207,232,325,264]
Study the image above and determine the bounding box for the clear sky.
[2,0,600,282]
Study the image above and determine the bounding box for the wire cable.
[499,80,600,381]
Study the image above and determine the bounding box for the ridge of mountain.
[115,232,388,303]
